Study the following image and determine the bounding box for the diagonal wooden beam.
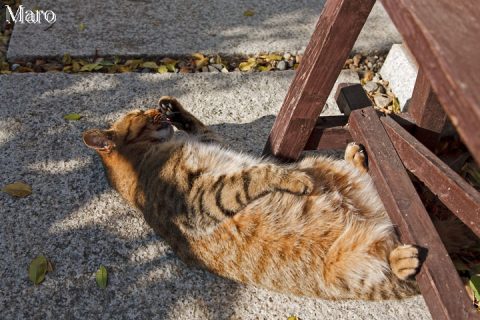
[381,0,480,164]
[381,116,480,238]
[263,0,375,160]
[348,107,477,320]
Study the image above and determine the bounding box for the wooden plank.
[381,116,480,238]
[304,116,351,150]
[263,0,375,161]
[348,107,478,320]
[408,69,447,149]
[335,83,372,116]
[381,0,480,164]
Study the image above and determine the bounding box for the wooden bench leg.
[262,0,375,160]
[381,116,480,238]
[349,107,476,320]
[408,68,447,150]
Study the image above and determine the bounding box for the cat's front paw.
[389,244,421,280]
[277,170,314,195]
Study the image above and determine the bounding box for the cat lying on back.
[83,97,421,300]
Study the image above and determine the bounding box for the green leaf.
[96,265,108,289]
[165,63,177,72]
[79,23,86,31]
[392,97,401,113]
[142,61,159,69]
[2,182,32,197]
[99,60,114,67]
[243,9,254,17]
[470,275,480,302]
[157,65,168,74]
[29,255,48,285]
[63,113,82,121]
[257,65,272,72]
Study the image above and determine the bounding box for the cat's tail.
[359,275,420,300]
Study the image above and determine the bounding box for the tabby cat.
[83,97,421,300]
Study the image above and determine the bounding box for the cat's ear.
[83,129,115,152]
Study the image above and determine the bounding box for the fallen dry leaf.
[2,182,32,197]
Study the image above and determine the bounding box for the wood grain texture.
[349,107,478,320]
[304,116,351,150]
[382,116,480,238]
[381,0,480,164]
[407,69,446,149]
[263,0,375,160]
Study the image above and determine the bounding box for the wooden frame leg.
[262,0,376,160]
[381,116,480,238]
[349,108,477,320]
[408,68,447,149]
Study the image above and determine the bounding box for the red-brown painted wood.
[263,0,376,160]
[381,0,480,164]
[408,69,446,149]
[382,116,480,238]
[349,107,478,320]
[304,116,351,150]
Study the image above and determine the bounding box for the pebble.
[353,54,362,67]
[141,68,150,73]
[210,64,223,71]
[276,60,287,71]
[367,62,373,69]
[363,81,378,92]
[11,63,20,71]
[221,67,229,73]
[373,94,392,108]
[208,65,219,73]
[283,53,291,60]
[287,60,294,68]
[201,66,209,73]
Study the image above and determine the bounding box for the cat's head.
[83,108,174,154]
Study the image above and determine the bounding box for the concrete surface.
[379,44,418,111]
[0,71,430,319]
[7,1,401,60]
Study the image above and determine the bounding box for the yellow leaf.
[160,57,177,65]
[28,255,48,285]
[287,316,299,320]
[257,65,272,72]
[157,65,168,74]
[192,52,205,60]
[243,9,254,16]
[96,265,108,289]
[2,182,32,197]
[79,23,86,31]
[142,61,159,69]
[63,66,72,72]
[239,60,256,71]
[265,54,283,61]
[72,61,81,72]
[392,97,401,113]
[194,57,209,69]
[62,53,72,65]
[165,63,177,72]
[64,113,82,121]
[79,63,103,72]
[214,54,222,65]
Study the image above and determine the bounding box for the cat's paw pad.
[345,142,367,173]
[389,244,421,280]
[280,171,314,195]
[158,96,182,117]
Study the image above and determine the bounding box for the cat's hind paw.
[277,170,314,196]
[345,142,367,173]
[389,244,421,280]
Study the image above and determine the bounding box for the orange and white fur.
[83,96,421,300]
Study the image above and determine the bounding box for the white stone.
[379,44,419,111]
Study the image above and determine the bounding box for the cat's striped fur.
[83,96,421,300]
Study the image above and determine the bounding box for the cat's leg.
[188,164,314,220]
[345,142,367,173]
[158,96,222,144]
